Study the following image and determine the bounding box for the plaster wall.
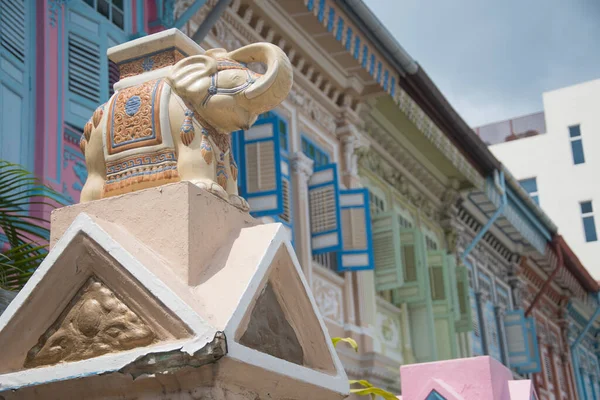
[490,79,600,277]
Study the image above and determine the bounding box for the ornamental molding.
[48,0,70,27]
[288,84,337,134]
[184,0,341,134]
[363,119,446,201]
[356,147,443,222]
[395,89,485,190]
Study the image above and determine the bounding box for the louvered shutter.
[64,1,127,128]
[427,251,447,301]
[446,255,461,321]
[279,160,292,225]
[308,163,342,254]
[372,212,402,290]
[520,316,541,374]
[401,229,421,283]
[337,189,374,271]
[455,265,473,332]
[484,301,501,361]
[0,0,33,168]
[239,116,283,217]
[504,309,541,373]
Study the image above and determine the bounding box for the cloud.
[363,0,600,127]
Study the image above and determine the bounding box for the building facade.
[2,1,600,399]
[478,79,600,278]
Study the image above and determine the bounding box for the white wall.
[490,79,600,277]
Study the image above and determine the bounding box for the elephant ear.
[166,55,218,104]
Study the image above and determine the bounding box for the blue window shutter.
[372,211,402,290]
[240,116,283,217]
[65,1,127,128]
[337,188,374,272]
[504,309,541,373]
[308,163,342,254]
[0,0,34,170]
[519,316,542,374]
[484,301,502,361]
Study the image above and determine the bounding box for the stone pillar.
[291,152,314,283]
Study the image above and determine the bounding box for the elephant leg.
[80,121,107,203]
[80,175,105,202]
[191,178,229,201]
[228,194,250,212]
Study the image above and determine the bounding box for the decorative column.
[507,260,525,308]
[291,152,314,284]
[495,304,509,366]
[337,123,375,351]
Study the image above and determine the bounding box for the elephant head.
[166,42,293,134]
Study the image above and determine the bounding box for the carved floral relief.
[312,276,343,325]
[25,277,156,368]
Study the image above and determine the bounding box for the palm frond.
[0,161,67,290]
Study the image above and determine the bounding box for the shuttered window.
[372,212,402,290]
[0,0,26,63]
[64,1,127,128]
[402,241,417,282]
[308,163,342,254]
[429,266,445,300]
[0,0,34,169]
[237,114,283,217]
[338,189,374,271]
[68,32,102,104]
[427,251,447,302]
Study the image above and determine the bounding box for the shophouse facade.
[2,0,600,399]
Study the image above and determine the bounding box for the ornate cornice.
[356,147,444,222]
[362,120,446,199]
[288,84,337,133]
[395,89,484,190]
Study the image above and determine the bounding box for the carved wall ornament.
[361,120,446,199]
[25,277,155,368]
[394,88,485,190]
[288,84,337,133]
[312,276,343,325]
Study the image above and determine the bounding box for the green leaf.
[350,387,398,400]
[349,379,398,399]
[331,337,359,352]
[0,160,64,290]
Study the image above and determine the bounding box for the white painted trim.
[0,213,217,390]
[223,228,349,395]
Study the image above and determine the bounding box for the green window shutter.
[446,254,461,321]
[427,251,446,301]
[400,228,420,282]
[372,211,402,291]
[455,265,473,331]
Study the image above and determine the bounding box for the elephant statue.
[79,41,293,212]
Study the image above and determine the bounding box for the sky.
[363,0,600,127]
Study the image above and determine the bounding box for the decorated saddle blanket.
[101,78,179,196]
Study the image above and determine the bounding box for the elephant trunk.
[228,43,293,114]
